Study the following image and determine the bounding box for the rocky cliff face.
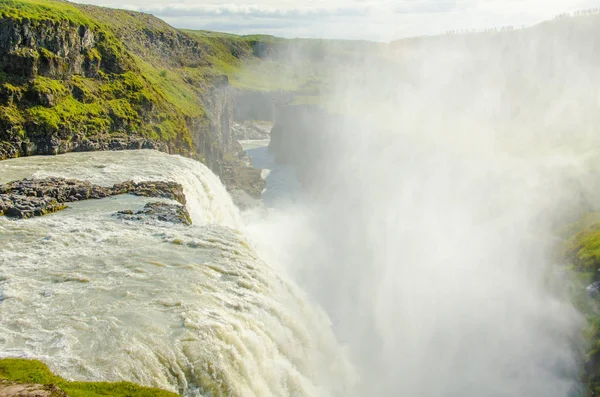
[196,76,234,171]
[0,0,265,201]
[0,18,113,79]
[0,2,191,160]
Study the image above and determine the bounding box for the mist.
[243,13,600,397]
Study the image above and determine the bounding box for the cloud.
[71,0,600,40]
[135,4,368,18]
[393,0,468,14]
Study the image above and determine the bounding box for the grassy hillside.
[184,30,384,93]
[0,358,179,397]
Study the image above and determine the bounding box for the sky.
[71,0,600,41]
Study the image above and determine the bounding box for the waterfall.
[0,150,354,397]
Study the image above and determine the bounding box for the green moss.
[136,59,204,117]
[26,96,110,137]
[39,47,57,60]
[26,105,60,131]
[30,76,68,97]
[99,72,144,99]
[0,105,23,122]
[14,47,39,59]
[0,358,180,397]
[0,83,23,104]
[70,75,96,103]
[0,105,25,137]
[85,48,101,62]
[564,222,600,273]
[560,215,600,394]
[107,98,137,124]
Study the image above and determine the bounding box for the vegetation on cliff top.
[0,358,179,397]
[560,215,600,396]
[0,0,96,25]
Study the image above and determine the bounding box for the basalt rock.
[0,194,67,219]
[0,177,187,219]
[0,178,113,201]
[115,202,192,225]
[587,281,600,297]
[112,181,186,205]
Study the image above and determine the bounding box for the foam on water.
[0,150,239,228]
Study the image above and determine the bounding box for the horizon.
[70,0,600,41]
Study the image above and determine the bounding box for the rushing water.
[0,150,353,397]
[1,144,596,397]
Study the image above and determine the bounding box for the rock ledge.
[0,177,187,219]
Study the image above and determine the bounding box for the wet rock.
[220,165,265,201]
[112,181,186,205]
[587,281,600,297]
[115,202,192,225]
[0,178,112,202]
[0,380,67,397]
[0,194,67,219]
[0,177,187,219]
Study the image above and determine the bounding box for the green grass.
[0,358,180,397]
[136,59,205,117]
[183,29,331,92]
[0,0,96,26]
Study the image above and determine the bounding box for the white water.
[0,150,353,397]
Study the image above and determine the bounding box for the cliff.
[0,0,190,158]
[0,0,266,197]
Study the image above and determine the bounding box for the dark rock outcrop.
[111,181,186,205]
[587,281,600,297]
[0,177,186,205]
[0,18,104,79]
[115,202,192,225]
[0,177,187,219]
[0,194,67,219]
[220,164,265,201]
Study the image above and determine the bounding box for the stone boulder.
[115,202,192,225]
[0,177,187,219]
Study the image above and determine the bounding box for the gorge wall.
[0,0,265,199]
